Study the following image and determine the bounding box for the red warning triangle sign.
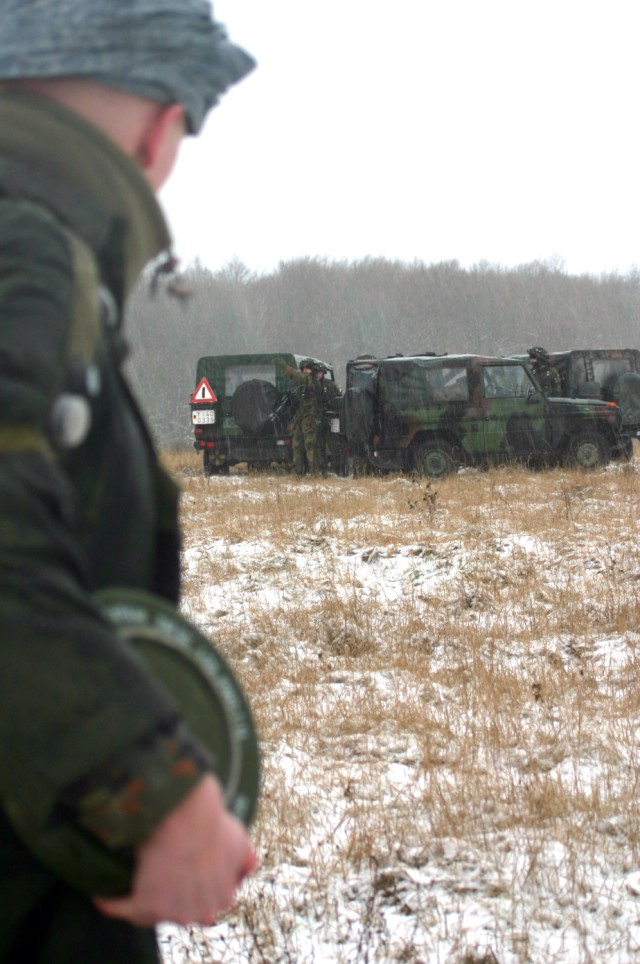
[190,377,217,403]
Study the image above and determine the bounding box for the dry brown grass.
[161,448,640,963]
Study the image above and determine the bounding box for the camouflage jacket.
[284,366,326,419]
[533,362,562,396]
[320,378,342,414]
[0,91,208,874]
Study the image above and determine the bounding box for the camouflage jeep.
[342,353,629,478]
[190,352,343,475]
[516,349,640,439]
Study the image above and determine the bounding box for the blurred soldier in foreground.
[0,2,257,961]
[528,346,562,395]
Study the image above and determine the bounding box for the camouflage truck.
[190,352,343,475]
[342,353,630,478]
[517,349,640,439]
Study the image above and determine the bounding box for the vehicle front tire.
[413,440,457,478]
[564,432,610,469]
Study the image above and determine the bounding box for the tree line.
[124,256,640,448]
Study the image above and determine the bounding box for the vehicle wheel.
[231,380,279,435]
[413,440,457,478]
[565,432,610,469]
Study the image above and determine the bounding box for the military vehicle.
[190,352,343,475]
[517,349,640,438]
[342,353,630,478]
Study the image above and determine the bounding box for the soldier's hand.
[93,775,258,927]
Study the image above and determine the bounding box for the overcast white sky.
[160,0,640,278]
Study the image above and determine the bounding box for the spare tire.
[231,379,279,434]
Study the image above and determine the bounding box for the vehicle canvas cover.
[518,348,640,432]
[343,352,628,476]
[550,349,640,432]
[374,354,544,458]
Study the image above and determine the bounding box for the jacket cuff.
[62,719,211,849]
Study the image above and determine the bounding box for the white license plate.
[192,410,216,425]
[330,418,340,433]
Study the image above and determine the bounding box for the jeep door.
[480,363,549,459]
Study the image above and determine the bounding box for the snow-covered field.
[161,456,640,963]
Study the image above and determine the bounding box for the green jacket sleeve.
[0,202,207,866]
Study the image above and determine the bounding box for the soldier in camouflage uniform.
[528,346,562,395]
[0,3,257,962]
[280,359,328,475]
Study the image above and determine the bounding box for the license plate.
[192,410,216,425]
[330,418,340,433]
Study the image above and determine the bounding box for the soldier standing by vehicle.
[0,2,257,961]
[528,346,562,395]
[279,359,327,475]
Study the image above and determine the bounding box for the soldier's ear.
[136,103,186,190]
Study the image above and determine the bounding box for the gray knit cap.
[0,0,255,133]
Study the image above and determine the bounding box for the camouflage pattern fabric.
[0,91,209,961]
[285,366,327,474]
[292,406,325,474]
[532,361,562,396]
[276,360,341,475]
